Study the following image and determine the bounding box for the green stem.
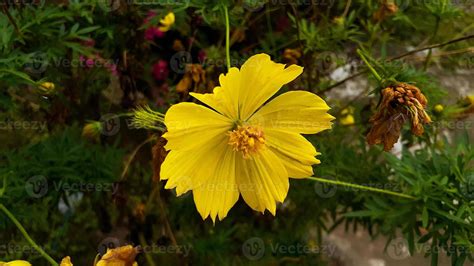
[307,177,416,200]
[223,5,231,70]
[139,233,156,266]
[357,49,382,83]
[0,204,59,266]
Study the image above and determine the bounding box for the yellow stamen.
[228,125,265,158]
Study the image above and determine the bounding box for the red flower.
[152,60,169,81]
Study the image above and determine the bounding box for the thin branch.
[120,136,156,181]
[320,34,474,93]
[389,34,474,61]
[341,0,352,18]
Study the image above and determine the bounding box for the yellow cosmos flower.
[161,53,334,222]
[0,261,31,266]
[60,257,73,266]
[96,245,139,266]
[159,12,175,32]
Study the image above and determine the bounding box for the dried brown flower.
[172,39,185,51]
[176,64,206,93]
[283,48,302,65]
[373,0,399,22]
[133,202,146,222]
[152,136,168,182]
[367,83,432,151]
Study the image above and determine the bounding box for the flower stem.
[307,177,416,200]
[0,203,59,266]
[357,49,382,83]
[223,5,231,70]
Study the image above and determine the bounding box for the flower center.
[228,125,265,158]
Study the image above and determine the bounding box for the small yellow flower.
[60,257,73,266]
[340,107,355,125]
[161,53,334,222]
[333,16,345,25]
[467,95,474,106]
[340,114,355,125]
[434,104,444,113]
[0,261,31,266]
[96,245,139,266]
[38,82,55,94]
[159,12,175,32]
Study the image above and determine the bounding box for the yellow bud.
[82,121,102,141]
[38,82,55,94]
[333,16,345,25]
[340,114,355,126]
[467,95,474,106]
[434,104,444,113]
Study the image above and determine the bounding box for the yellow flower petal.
[161,139,229,195]
[192,148,239,222]
[236,148,289,215]
[96,245,138,266]
[60,257,73,266]
[163,102,232,151]
[190,67,241,118]
[158,12,175,32]
[0,261,31,266]
[265,129,320,178]
[250,91,334,134]
[239,54,303,120]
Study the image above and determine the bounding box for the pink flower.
[145,27,157,40]
[107,63,118,76]
[85,58,95,68]
[152,60,169,81]
[144,27,165,41]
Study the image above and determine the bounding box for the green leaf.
[422,207,429,228]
